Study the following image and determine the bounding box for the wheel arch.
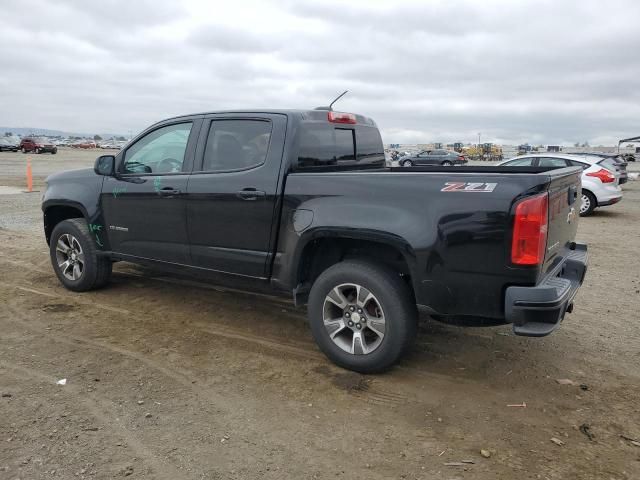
[581,188,598,207]
[43,201,89,244]
[292,230,416,305]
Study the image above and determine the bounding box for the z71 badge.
[441,182,497,192]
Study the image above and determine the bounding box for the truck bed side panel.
[273,170,559,319]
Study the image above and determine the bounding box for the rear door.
[185,113,287,278]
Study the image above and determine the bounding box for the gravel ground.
[1,150,640,480]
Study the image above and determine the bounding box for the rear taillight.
[586,168,615,183]
[328,111,357,124]
[457,155,465,161]
[511,192,548,266]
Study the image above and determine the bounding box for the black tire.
[442,160,453,166]
[52,148,57,155]
[35,148,40,154]
[307,260,417,373]
[49,219,112,292]
[402,159,413,167]
[21,147,27,153]
[579,190,597,217]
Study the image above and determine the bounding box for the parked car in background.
[399,149,467,167]
[498,154,622,216]
[579,153,628,184]
[72,140,97,149]
[99,142,122,150]
[19,137,58,154]
[0,137,20,152]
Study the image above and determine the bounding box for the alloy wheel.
[322,283,386,355]
[55,233,85,281]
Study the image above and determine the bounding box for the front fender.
[42,170,107,248]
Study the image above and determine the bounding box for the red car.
[72,140,96,149]
[19,137,58,154]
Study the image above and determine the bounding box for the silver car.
[498,154,623,216]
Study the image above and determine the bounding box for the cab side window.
[201,120,272,172]
[123,123,192,174]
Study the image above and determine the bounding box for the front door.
[101,119,201,265]
[186,114,287,278]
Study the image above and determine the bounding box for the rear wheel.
[308,260,417,373]
[21,147,27,153]
[50,219,112,292]
[35,148,41,154]
[580,190,596,216]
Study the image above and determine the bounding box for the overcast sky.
[2,0,639,145]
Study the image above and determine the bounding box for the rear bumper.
[599,196,622,206]
[505,243,588,337]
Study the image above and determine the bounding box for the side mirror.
[94,155,115,176]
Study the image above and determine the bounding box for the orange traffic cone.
[26,157,33,193]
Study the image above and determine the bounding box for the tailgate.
[543,168,582,273]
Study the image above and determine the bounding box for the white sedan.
[498,154,622,216]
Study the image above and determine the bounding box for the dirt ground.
[1,149,639,480]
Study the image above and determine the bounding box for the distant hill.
[0,127,127,139]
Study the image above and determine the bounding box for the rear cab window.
[295,114,384,171]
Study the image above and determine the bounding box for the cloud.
[1,0,638,144]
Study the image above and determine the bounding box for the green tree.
[93,134,103,141]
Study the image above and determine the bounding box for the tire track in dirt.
[0,258,482,405]
[0,361,184,480]
[4,278,471,388]
[4,301,202,391]
[3,284,423,409]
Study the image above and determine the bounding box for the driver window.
[123,123,192,174]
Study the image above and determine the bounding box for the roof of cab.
[154,109,377,127]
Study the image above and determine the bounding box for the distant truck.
[42,108,588,372]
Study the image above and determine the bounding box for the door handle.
[236,188,266,201]
[158,187,182,196]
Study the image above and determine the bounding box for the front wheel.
[402,159,413,167]
[21,147,27,153]
[442,160,453,166]
[50,219,112,292]
[579,190,596,216]
[307,260,417,373]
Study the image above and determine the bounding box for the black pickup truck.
[42,109,588,372]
